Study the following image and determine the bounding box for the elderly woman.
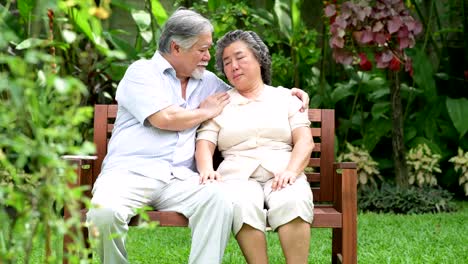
[195,30,315,263]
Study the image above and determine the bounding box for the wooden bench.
[63,104,358,263]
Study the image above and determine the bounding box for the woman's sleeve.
[288,96,311,130]
[196,118,221,145]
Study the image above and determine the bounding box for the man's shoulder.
[201,71,230,92]
[202,70,220,80]
[128,59,152,71]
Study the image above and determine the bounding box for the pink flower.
[324,4,337,17]
[405,58,413,77]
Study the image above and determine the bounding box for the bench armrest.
[332,162,358,213]
[62,155,98,197]
[333,162,357,169]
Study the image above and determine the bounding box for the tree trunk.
[390,71,409,187]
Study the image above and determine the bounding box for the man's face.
[179,32,212,79]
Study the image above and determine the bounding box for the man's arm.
[147,92,230,131]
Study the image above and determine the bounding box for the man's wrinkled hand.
[199,92,230,118]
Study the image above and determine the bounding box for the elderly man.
[86,8,309,264]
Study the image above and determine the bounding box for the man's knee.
[87,207,126,229]
[202,184,233,213]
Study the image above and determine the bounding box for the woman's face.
[222,40,262,90]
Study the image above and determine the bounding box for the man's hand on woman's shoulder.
[290,88,309,112]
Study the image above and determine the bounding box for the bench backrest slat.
[93,105,336,202]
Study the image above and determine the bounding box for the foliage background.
[91,0,468,196]
[0,0,467,262]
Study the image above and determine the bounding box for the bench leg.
[341,218,357,264]
[332,225,356,264]
[332,167,357,264]
[332,228,342,264]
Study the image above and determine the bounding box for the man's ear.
[170,41,181,54]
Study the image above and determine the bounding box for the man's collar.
[152,51,175,74]
[151,51,204,82]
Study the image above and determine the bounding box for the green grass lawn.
[16,202,468,263]
[122,202,468,263]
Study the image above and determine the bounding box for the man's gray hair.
[215,30,272,85]
[158,9,213,53]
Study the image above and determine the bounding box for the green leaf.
[446,97,468,139]
[16,38,48,50]
[362,119,391,152]
[132,10,151,32]
[17,0,35,19]
[330,82,355,104]
[103,32,138,59]
[291,0,302,33]
[408,137,442,154]
[371,102,390,120]
[111,0,140,11]
[251,9,275,25]
[70,8,108,52]
[61,29,77,43]
[150,0,168,26]
[404,125,418,142]
[367,87,389,101]
[71,8,92,40]
[274,0,292,41]
[412,50,437,101]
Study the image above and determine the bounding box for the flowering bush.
[324,0,422,73]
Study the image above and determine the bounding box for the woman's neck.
[238,80,264,99]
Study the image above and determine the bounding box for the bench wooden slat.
[306,172,320,182]
[308,158,320,167]
[308,110,321,122]
[108,104,118,117]
[126,207,342,228]
[311,127,321,137]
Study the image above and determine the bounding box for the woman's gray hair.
[158,9,213,53]
[215,30,272,85]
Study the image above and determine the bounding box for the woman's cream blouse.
[196,85,311,180]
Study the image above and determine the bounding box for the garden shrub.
[337,142,382,189]
[449,148,468,196]
[406,143,441,187]
[0,2,95,263]
[358,184,457,214]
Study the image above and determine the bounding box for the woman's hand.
[272,170,298,191]
[199,169,222,184]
